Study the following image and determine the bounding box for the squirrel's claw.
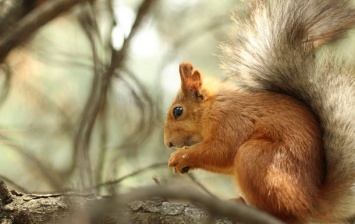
[172,166,189,174]
[168,150,192,174]
[181,166,190,174]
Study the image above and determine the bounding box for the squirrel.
[164,0,355,223]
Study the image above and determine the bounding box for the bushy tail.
[221,0,355,221]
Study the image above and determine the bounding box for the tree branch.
[119,185,283,224]
[0,0,89,63]
[0,180,283,224]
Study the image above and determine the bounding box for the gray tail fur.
[221,0,355,221]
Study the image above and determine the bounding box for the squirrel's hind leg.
[234,139,322,223]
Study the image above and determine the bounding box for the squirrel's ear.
[179,62,203,100]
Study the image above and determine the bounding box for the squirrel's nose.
[168,142,174,148]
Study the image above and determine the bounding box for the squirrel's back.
[221,0,355,221]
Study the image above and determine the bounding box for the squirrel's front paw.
[168,150,193,174]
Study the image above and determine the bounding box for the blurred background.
[1,0,355,199]
[0,0,238,198]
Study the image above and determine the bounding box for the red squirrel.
[164,0,355,223]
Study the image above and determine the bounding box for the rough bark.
[0,180,282,224]
[0,190,231,224]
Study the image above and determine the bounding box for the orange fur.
[165,62,324,222]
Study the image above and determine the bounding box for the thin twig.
[120,68,155,148]
[75,5,101,189]
[0,132,63,190]
[113,0,157,66]
[73,0,157,191]
[95,104,108,190]
[91,162,166,191]
[0,175,28,193]
[187,173,216,198]
[0,63,11,107]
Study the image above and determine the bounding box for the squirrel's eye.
[173,106,183,119]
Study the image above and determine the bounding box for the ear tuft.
[179,62,194,78]
[179,61,203,100]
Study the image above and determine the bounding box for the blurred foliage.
[0,0,237,196]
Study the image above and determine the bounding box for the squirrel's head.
[164,62,211,149]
